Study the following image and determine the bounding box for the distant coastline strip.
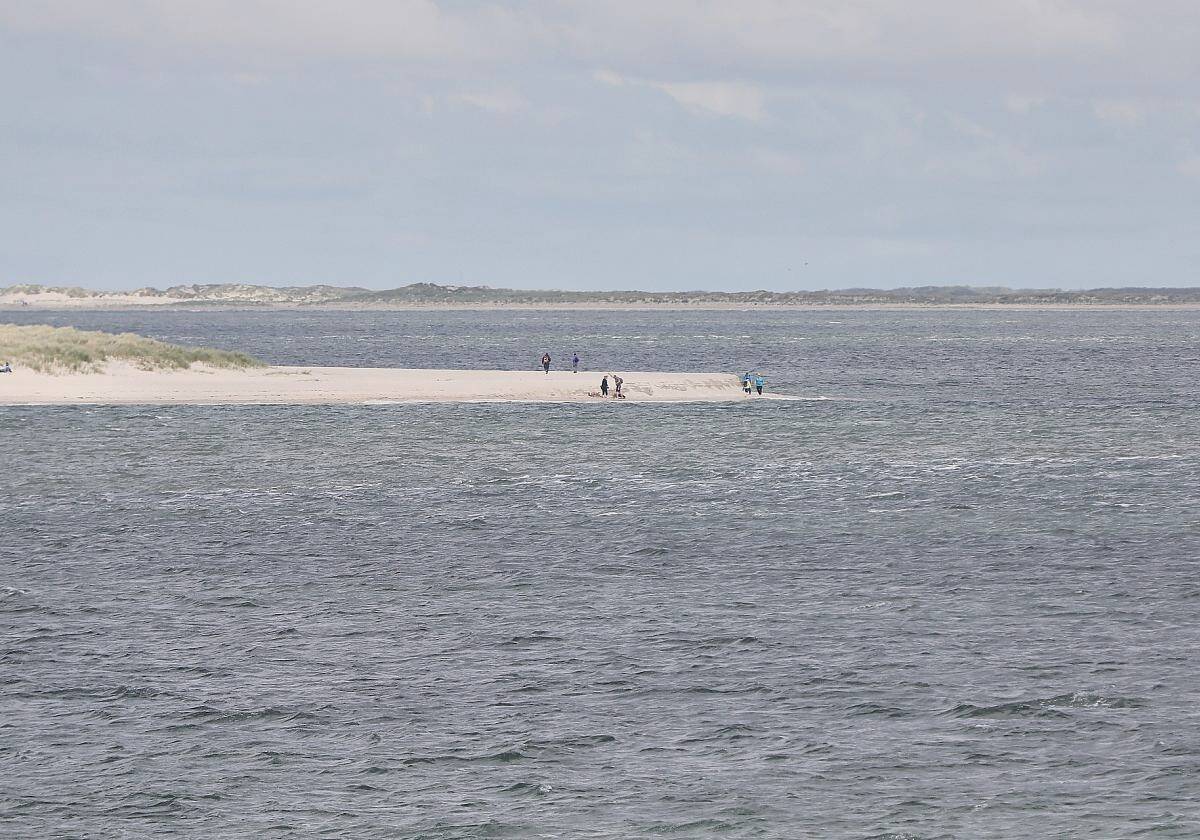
[4,282,1200,308]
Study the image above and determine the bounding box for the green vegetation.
[0,324,263,373]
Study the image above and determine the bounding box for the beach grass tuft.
[0,323,263,373]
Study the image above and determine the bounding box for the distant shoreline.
[5,300,1200,312]
[5,282,1200,311]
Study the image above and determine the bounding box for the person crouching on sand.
[601,375,609,397]
[541,353,551,374]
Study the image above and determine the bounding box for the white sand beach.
[0,291,177,309]
[0,363,747,405]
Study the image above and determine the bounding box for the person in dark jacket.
[541,353,551,374]
[601,376,609,396]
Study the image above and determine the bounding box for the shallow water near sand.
[3,308,1200,838]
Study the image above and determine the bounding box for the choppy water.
[3,308,1200,838]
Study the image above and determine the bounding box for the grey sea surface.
[3,308,1200,838]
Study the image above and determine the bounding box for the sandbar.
[0,364,747,405]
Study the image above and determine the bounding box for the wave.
[945,691,1146,719]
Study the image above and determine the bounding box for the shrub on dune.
[0,324,263,373]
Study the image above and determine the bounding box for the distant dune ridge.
[3,282,1200,308]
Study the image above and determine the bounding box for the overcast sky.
[2,1,1198,291]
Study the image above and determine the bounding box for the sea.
[2,307,1199,838]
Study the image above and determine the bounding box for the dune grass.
[0,323,263,373]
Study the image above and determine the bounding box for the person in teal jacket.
[754,374,765,395]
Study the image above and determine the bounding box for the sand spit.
[0,363,747,405]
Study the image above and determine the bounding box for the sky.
[2,1,1199,292]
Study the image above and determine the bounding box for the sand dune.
[0,363,748,405]
[0,291,177,308]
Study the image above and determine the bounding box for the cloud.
[5,0,1200,290]
[1179,156,1200,180]
[749,147,806,176]
[927,114,1044,180]
[925,141,1044,181]
[595,70,766,121]
[555,0,1125,76]
[654,81,767,121]
[3,2,1196,105]
[0,1,1140,73]
[1092,99,1145,127]
[592,68,626,88]
[1005,94,1048,115]
[0,0,538,64]
[450,89,528,114]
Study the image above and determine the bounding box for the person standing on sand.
[613,374,623,397]
[743,372,752,394]
[754,374,765,395]
[572,353,579,373]
[601,376,609,397]
[541,353,551,374]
